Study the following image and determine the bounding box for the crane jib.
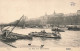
[8,15,24,35]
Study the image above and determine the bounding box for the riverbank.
[0,41,11,48]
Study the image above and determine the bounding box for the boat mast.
[22,16,26,29]
[8,15,24,35]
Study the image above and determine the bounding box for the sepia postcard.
[0,0,80,51]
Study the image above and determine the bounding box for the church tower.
[53,10,56,15]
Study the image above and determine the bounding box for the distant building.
[39,11,64,23]
[39,13,49,25]
[64,10,80,16]
[77,10,80,15]
[51,11,64,17]
[39,10,80,26]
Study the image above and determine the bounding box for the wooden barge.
[28,30,61,39]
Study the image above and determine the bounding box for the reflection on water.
[1,28,80,48]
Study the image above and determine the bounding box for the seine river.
[0,27,80,48]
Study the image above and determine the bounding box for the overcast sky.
[0,0,80,23]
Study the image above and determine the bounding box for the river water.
[0,27,80,48]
